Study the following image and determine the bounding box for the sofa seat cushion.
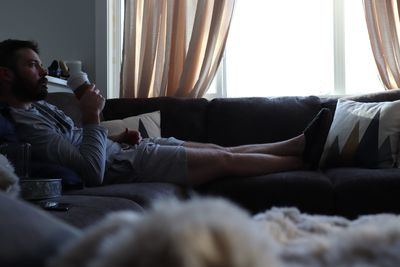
[0,192,80,267]
[207,96,323,146]
[65,182,190,207]
[326,167,400,218]
[196,171,334,215]
[45,195,144,229]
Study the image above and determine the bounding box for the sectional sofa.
[3,89,400,266]
[36,89,400,228]
[3,89,400,229]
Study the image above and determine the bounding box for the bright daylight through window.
[208,0,383,98]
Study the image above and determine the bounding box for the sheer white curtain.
[120,0,235,98]
[364,0,400,89]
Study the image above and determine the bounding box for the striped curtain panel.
[364,0,400,89]
[120,0,235,98]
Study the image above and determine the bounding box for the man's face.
[10,48,48,102]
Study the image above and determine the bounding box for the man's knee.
[213,150,235,172]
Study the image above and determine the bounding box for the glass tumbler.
[0,143,31,178]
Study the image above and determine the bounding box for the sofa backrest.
[103,96,329,146]
[206,96,324,146]
[320,89,400,121]
[103,97,209,142]
[45,92,82,127]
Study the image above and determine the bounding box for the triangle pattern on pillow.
[379,136,394,168]
[324,108,394,168]
[354,110,380,168]
[341,121,359,163]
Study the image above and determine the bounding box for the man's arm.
[79,85,104,125]
[66,85,108,185]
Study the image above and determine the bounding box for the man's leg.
[185,147,302,185]
[183,134,305,157]
[127,137,301,187]
[184,107,332,168]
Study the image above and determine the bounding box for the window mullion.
[218,52,227,98]
[107,0,124,99]
[334,0,346,95]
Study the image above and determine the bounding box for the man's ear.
[0,67,14,82]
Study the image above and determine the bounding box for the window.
[209,0,383,98]
[110,0,382,98]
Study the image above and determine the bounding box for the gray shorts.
[105,137,188,186]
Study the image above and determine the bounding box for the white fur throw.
[0,154,19,197]
[49,198,400,267]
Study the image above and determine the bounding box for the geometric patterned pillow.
[319,99,400,169]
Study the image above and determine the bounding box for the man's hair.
[0,39,39,69]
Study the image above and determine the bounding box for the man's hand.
[79,84,105,125]
[109,128,142,145]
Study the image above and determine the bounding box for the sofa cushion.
[207,96,323,146]
[65,182,190,207]
[46,195,144,229]
[0,192,80,267]
[326,168,400,218]
[103,97,209,142]
[196,170,334,215]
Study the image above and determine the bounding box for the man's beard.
[11,74,48,102]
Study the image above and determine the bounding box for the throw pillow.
[319,99,400,169]
[100,111,161,139]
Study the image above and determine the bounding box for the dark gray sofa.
[3,90,400,267]
[6,90,400,229]
[97,92,400,219]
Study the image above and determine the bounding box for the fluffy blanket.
[0,154,19,197]
[254,208,400,267]
[49,198,400,267]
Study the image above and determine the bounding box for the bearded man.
[0,39,330,187]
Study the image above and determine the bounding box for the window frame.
[333,0,346,95]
